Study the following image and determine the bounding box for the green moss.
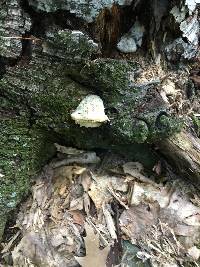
[0,55,183,148]
[75,59,183,143]
[145,113,183,142]
[79,58,139,104]
[44,30,99,65]
[112,116,149,143]
[157,114,182,135]
[192,115,200,137]
[0,60,91,128]
[0,114,56,239]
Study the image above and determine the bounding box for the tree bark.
[158,129,200,186]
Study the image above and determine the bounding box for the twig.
[86,217,109,246]
[107,185,129,210]
[1,231,20,254]
[1,36,41,41]
[102,204,117,240]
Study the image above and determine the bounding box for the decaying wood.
[158,129,200,186]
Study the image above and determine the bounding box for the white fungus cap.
[71,94,109,128]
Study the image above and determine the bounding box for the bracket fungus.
[71,95,109,128]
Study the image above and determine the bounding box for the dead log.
[158,129,200,186]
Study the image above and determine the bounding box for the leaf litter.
[1,145,200,267]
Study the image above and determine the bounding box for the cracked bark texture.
[0,0,199,239]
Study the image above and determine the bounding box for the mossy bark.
[0,48,182,145]
[0,28,182,238]
[0,102,56,238]
[0,0,199,240]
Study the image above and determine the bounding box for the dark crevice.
[20,0,89,36]
[12,32,33,65]
[92,0,179,56]
[18,0,149,56]
[18,0,93,62]
[0,56,18,77]
[0,0,184,72]
[0,0,186,81]
[16,0,176,59]
[0,0,69,69]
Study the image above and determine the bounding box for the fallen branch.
[158,129,200,186]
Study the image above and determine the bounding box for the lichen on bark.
[0,0,31,58]
[28,0,132,22]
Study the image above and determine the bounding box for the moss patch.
[0,114,55,239]
[192,116,200,137]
